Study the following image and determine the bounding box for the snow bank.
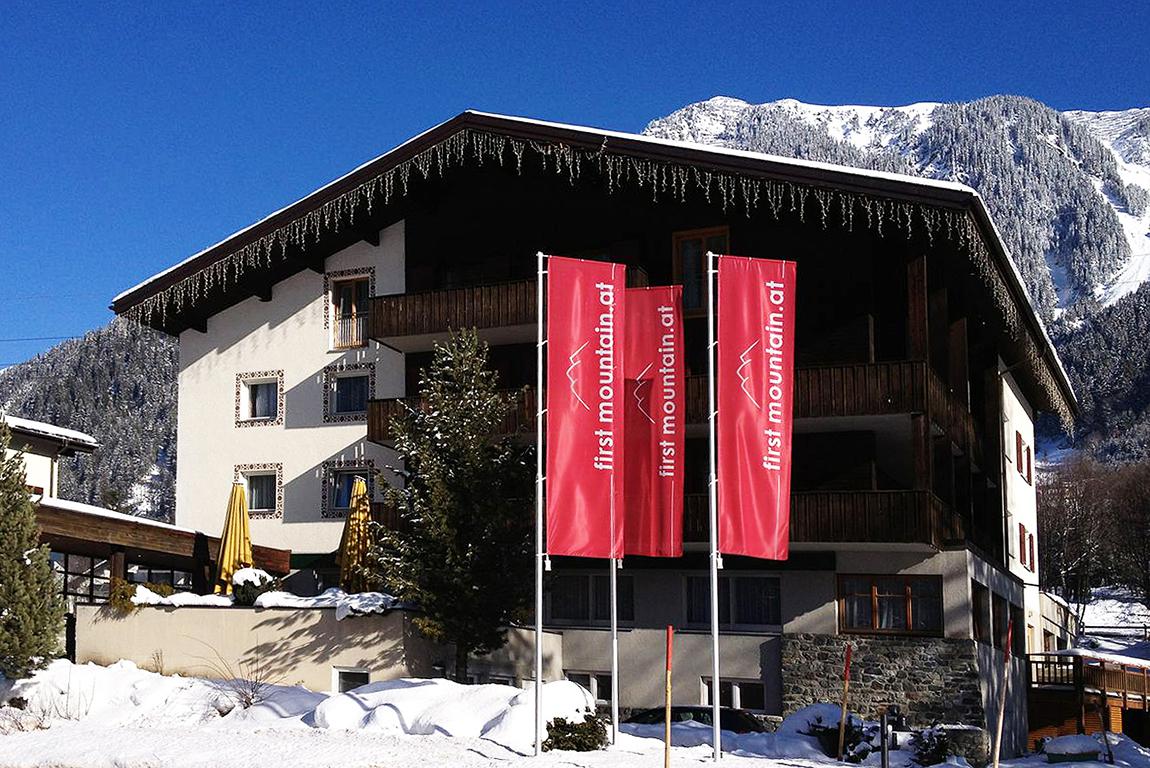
[776,702,856,734]
[1045,735,1101,756]
[254,588,399,620]
[621,720,829,760]
[131,585,233,607]
[313,677,594,752]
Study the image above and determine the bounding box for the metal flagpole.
[705,251,722,761]
[609,555,620,745]
[534,251,547,757]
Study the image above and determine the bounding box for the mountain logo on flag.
[737,340,761,409]
[566,341,592,411]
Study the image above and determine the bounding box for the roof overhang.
[110,110,1078,424]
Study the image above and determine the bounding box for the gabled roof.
[109,110,1077,423]
[2,414,99,453]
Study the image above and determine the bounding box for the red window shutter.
[1015,432,1023,472]
[1028,534,1036,572]
[1026,447,1033,485]
[1019,523,1027,567]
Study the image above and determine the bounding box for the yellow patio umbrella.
[214,482,254,595]
[336,476,373,594]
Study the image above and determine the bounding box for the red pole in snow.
[837,643,853,761]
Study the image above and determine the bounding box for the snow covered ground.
[2,660,1149,768]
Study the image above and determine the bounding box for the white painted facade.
[1000,366,1042,653]
[174,221,406,557]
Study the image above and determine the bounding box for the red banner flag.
[623,287,684,557]
[716,256,797,560]
[546,256,626,558]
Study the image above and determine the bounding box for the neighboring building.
[111,111,1078,753]
[3,413,288,620]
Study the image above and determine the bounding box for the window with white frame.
[564,671,613,703]
[701,677,766,711]
[686,575,781,628]
[333,373,369,415]
[245,472,277,514]
[546,572,634,625]
[235,371,284,427]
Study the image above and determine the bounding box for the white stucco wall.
[5,437,59,497]
[1000,366,1041,652]
[175,221,406,556]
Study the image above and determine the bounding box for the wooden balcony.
[683,489,961,548]
[370,280,537,351]
[368,388,537,444]
[685,361,980,459]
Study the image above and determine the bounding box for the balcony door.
[332,276,370,349]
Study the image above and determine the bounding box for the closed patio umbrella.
[214,482,254,595]
[337,476,373,593]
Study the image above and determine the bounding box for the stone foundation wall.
[782,633,986,728]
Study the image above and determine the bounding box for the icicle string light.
[121,127,1073,428]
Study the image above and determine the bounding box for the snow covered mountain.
[647,96,1150,457]
[646,96,1150,321]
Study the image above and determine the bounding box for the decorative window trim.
[235,371,285,428]
[320,459,376,519]
[323,362,376,423]
[234,463,284,520]
[323,267,376,331]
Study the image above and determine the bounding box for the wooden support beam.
[907,255,929,360]
[256,284,273,302]
[362,229,380,247]
[949,317,970,407]
[307,256,326,274]
[912,413,932,491]
[188,317,208,334]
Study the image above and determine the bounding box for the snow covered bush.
[108,577,173,613]
[231,568,277,607]
[543,713,608,752]
[803,711,869,762]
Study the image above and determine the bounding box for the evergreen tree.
[368,330,534,682]
[0,424,65,679]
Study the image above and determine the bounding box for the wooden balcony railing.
[333,313,369,349]
[371,280,537,341]
[682,489,962,547]
[685,361,979,450]
[368,388,536,444]
[1029,653,1150,711]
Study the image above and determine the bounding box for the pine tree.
[0,424,65,679]
[368,330,534,682]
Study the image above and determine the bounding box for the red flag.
[546,256,625,558]
[623,287,684,557]
[716,256,797,560]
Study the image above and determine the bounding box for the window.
[235,371,284,427]
[673,227,729,315]
[1017,524,1037,572]
[1015,431,1032,485]
[972,581,990,644]
[246,473,277,513]
[128,566,193,592]
[686,575,781,628]
[992,593,1009,650]
[702,678,766,711]
[330,470,366,511]
[837,575,942,635]
[547,572,634,624]
[333,374,369,415]
[331,275,370,349]
[52,552,112,605]
[565,671,613,703]
[247,381,278,420]
[323,363,375,423]
[333,668,370,693]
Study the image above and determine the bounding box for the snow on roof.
[2,414,98,450]
[37,496,194,534]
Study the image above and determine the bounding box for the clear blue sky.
[2,1,1147,365]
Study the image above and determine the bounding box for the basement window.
[333,667,370,693]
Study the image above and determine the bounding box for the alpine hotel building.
[112,112,1077,753]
